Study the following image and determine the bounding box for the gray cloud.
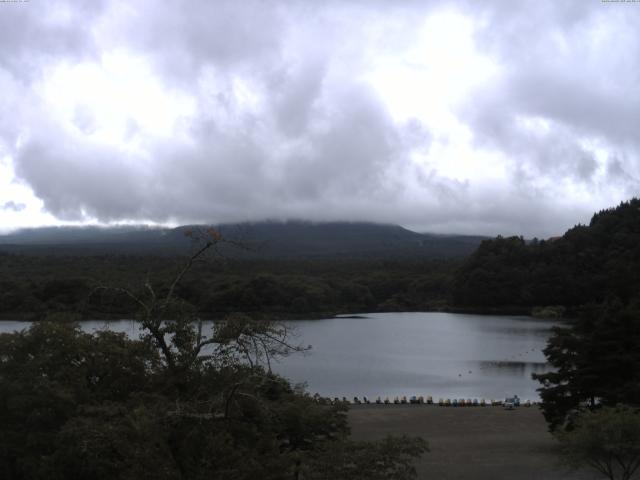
[0,0,104,78]
[15,137,146,221]
[457,1,640,209]
[2,201,26,212]
[2,0,640,237]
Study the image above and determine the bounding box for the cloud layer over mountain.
[1,0,639,236]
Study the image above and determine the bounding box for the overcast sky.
[1,0,639,236]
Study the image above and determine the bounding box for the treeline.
[452,198,640,309]
[7,199,640,320]
[0,254,457,319]
[450,199,640,432]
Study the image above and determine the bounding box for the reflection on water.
[0,312,558,400]
[272,312,557,400]
[478,360,549,376]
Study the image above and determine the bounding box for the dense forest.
[0,254,457,320]
[0,221,474,319]
[3,201,640,319]
[478,199,640,436]
[453,198,640,311]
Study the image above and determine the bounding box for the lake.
[0,312,555,400]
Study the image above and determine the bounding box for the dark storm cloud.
[2,0,640,236]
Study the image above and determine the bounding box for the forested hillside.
[0,222,478,319]
[5,201,640,319]
[0,221,485,259]
[452,198,640,309]
[0,254,456,320]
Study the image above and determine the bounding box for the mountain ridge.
[0,220,487,259]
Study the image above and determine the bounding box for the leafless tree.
[92,227,309,375]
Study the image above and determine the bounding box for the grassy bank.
[348,404,596,480]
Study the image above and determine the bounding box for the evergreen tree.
[534,299,640,430]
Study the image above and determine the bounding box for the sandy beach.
[348,404,598,480]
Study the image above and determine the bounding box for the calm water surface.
[0,312,555,400]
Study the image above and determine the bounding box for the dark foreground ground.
[348,404,598,480]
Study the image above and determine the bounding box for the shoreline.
[0,307,546,323]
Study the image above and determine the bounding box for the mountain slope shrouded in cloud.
[0,221,486,258]
[0,222,471,319]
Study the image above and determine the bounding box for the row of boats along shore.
[312,394,535,408]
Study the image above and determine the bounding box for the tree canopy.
[453,198,640,310]
[0,232,427,479]
[556,405,640,480]
[533,300,640,431]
